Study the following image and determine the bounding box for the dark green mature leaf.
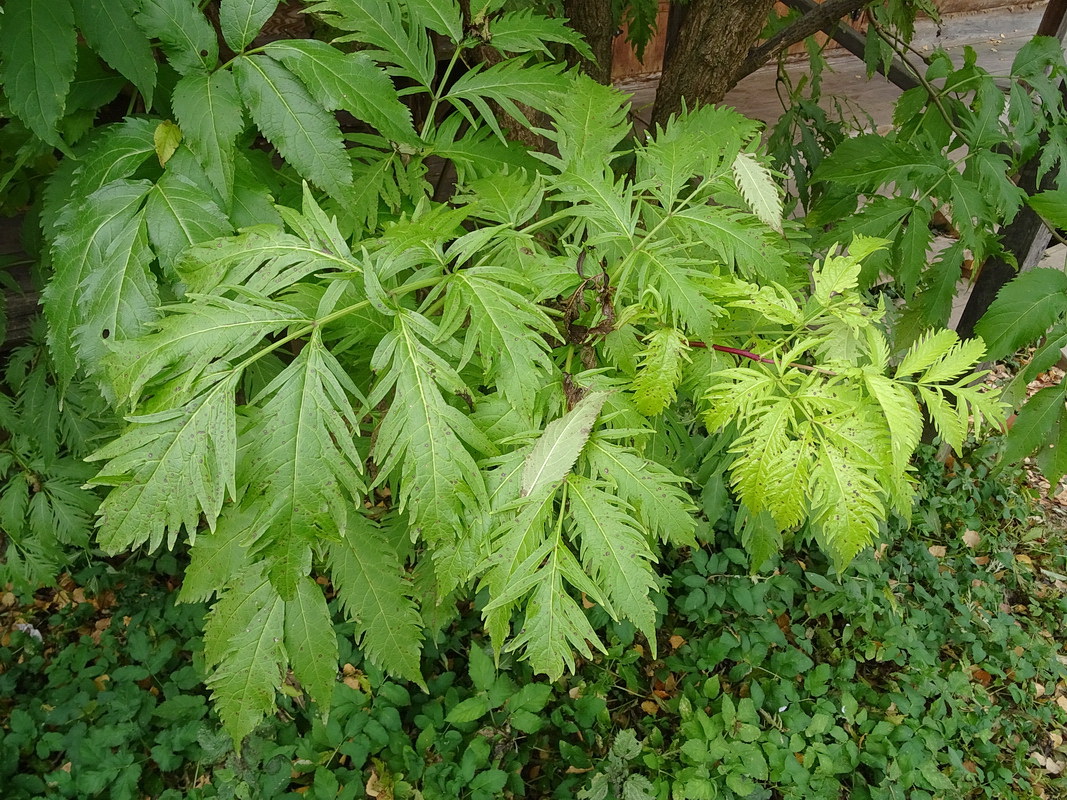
[172,70,245,200]
[67,118,158,205]
[145,171,234,272]
[179,509,253,602]
[72,0,156,105]
[88,372,239,553]
[813,135,950,191]
[1028,189,1067,229]
[45,179,152,387]
[283,577,338,713]
[1003,382,1067,465]
[135,0,218,75]
[328,513,424,684]
[264,40,416,143]
[220,0,279,52]
[522,391,608,498]
[975,268,1067,361]
[234,54,352,199]
[0,0,78,147]
[240,332,366,598]
[406,0,463,43]
[304,0,436,88]
[75,211,159,367]
[204,566,286,744]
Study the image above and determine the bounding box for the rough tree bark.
[563,0,616,84]
[651,0,777,128]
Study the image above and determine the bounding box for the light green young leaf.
[88,372,239,553]
[809,443,884,569]
[438,266,558,415]
[220,0,279,52]
[539,76,631,173]
[204,567,285,744]
[283,577,338,714]
[521,391,609,498]
[234,54,352,199]
[240,331,366,597]
[568,476,658,649]
[264,40,416,143]
[145,171,234,272]
[671,205,789,282]
[0,0,77,147]
[812,252,861,306]
[328,514,424,685]
[865,374,922,477]
[916,385,967,451]
[632,327,690,416]
[917,335,985,385]
[45,179,152,388]
[179,507,253,603]
[732,152,783,233]
[974,268,1067,361]
[135,0,218,75]
[172,70,245,200]
[895,329,960,379]
[73,0,156,106]
[74,210,159,367]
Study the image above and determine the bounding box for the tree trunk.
[651,0,776,128]
[563,0,616,84]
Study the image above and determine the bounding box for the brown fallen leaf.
[669,634,686,650]
[640,700,659,716]
[962,530,980,548]
[928,545,947,558]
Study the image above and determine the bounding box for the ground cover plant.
[2,0,1067,796]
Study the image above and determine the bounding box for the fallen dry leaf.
[1057,696,1067,712]
[928,545,947,558]
[962,530,980,548]
[669,634,686,650]
[640,700,659,716]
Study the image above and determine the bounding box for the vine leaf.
[328,513,425,685]
[88,373,239,553]
[172,70,245,200]
[220,0,280,52]
[521,391,608,498]
[234,54,352,199]
[240,331,367,599]
[264,40,416,143]
[0,0,78,147]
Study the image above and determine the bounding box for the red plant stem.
[688,340,836,375]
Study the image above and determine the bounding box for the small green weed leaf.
[975,267,1067,361]
[0,0,77,147]
[446,695,491,725]
[220,0,279,52]
[283,577,338,715]
[521,391,608,498]
[234,54,352,199]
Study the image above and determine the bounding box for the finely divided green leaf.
[0,0,77,147]
[446,59,569,140]
[632,327,689,416]
[283,577,338,713]
[732,152,783,233]
[521,391,608,498]
[328,515,424,684]
[234,54,352,199]
[88,373,239,553]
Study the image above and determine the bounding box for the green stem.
[420,45,466,140]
